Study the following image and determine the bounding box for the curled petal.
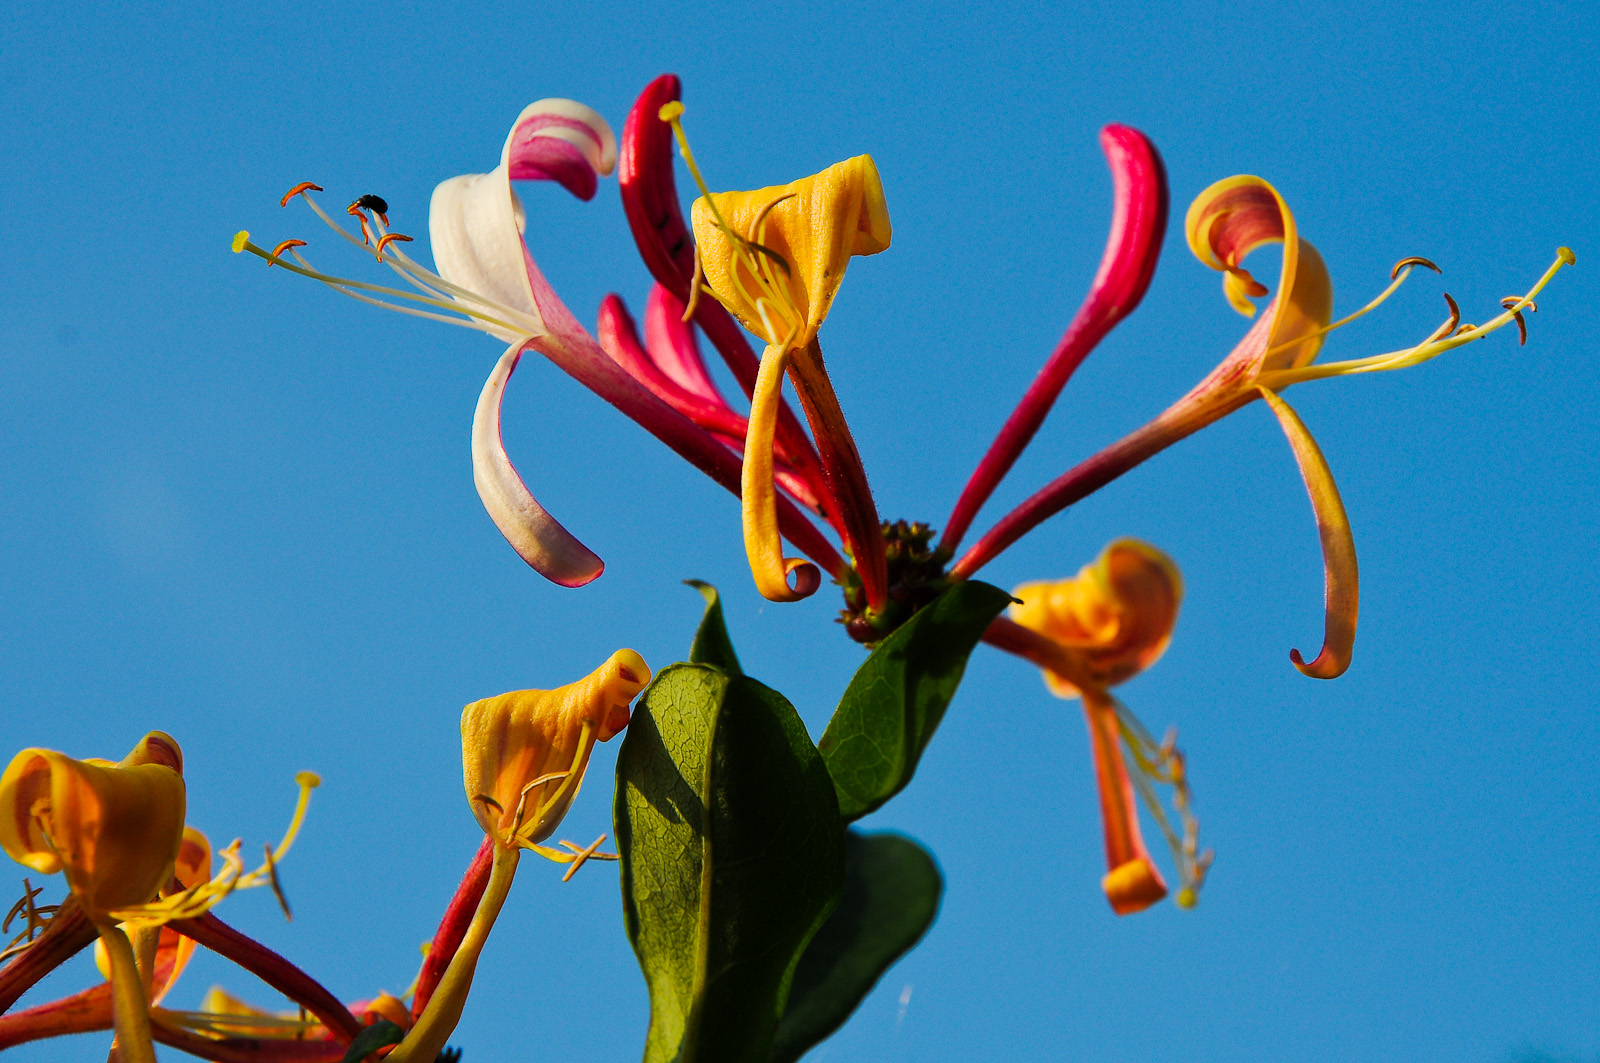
[742,347,820,602]
[0,733,186,917]
[1257,386,1358,679]
[1010,539,1183,695]
[619,74,697,294]
[1185,175,1333,371]
[504,99,617,202]
[943,124,1168,551]
[472,346,604,587]
[693,154,891,348]
[462,649,651,842]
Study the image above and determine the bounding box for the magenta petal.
[510,137,599,201]
[644,285,724,404]
[942,124,1168,553]
[472,346,605,586]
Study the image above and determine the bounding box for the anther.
[263,843,292,921]
[1391,255,1442,280]
[350,194,390,226]
[268,239,307,267]
[1441,292,1461,333]
[1501,296,1538,313]
[374,232,413,263]
[279,182,324,209]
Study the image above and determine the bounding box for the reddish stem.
[954,378,1256,579]
[411,836,493,1020]
[150,1023,348,1063]
[0,896,95,1015]
[942,125,1168,554]
[171,913,361,1044]
[0,981,109,1049]
[787,340,888,611]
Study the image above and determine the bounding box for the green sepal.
[818,580,1013,820]
[616,663,846,1063]
[685,579,742,674]
[771,831,943,1063]
[340,1021,405,1063]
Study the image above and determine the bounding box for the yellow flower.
[666,99,893,606]
[1002,541,1208,915]
[690,155,891,354]
[384,650,652,1063]
[1011,539,1182,698]
[462,648,651,848]
[0,732,186,921]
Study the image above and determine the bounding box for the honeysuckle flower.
[953,175,1575,678]
[683,146,893,606]
[386,650,651,1063]
[1,735,319,1063]
[992,541,1208,914]
[236,99,843,591]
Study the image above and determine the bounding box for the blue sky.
[2,1,1596,1061]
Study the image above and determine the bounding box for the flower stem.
[387,842,520,1063]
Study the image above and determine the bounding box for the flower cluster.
[0,652,649,1063]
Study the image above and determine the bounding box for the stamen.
[560,834,611,882]
[106,773,320,929]
[0,879,61,961]
[1390,255,1441,279]
[267,239,306,267]
[374,232,414,263]
[263,843,291,921]
[681,247,706,322]
[1257,248,1576,389]
[279,182,324,209]
[1258,253,1435,362]
[1112,699,1212,907]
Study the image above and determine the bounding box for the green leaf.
[340,1021,404,1063]
[685,579,742,674]
[771,831,943,1063]
[818,581,1013,820]
[616,663,846,1063]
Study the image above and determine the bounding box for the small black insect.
[354,194,389,215]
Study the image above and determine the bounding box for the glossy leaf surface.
[772,831,943,1063]
[616,663,845,1063]
[819,581,1013,819]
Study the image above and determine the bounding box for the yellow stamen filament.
[1112,699,1212,907]
[1257,248,1575,390]
[108,772,320,929]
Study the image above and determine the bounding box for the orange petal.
[740,345,820,602]
[1257,386,1358,678]
[1185,175,1333,372]
[1084,691,1167,915]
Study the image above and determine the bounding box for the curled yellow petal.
[741,345,820,602]
[1185,175,1333,372]
[1257,386,1358,679]
[0,732,186,919]
[692,154,890,350]
[461,649,651,844]
[1010,538,1183,696]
